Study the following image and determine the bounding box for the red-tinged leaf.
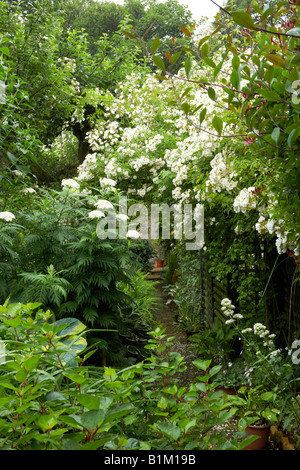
[165,52,172,63]
[265,54,286,68]
[180,25,191,37]
[122,30,138,40]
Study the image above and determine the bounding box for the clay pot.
[244,424,270,450]
[156,259,164,268]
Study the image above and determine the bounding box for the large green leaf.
[231,10,257,30]
[155,422,181,441]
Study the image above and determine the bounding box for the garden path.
[152,282,200,387]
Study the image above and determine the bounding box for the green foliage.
[0,309,257,450]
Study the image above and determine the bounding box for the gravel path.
[152,282,203,387]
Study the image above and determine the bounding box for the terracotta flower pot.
[156,259,164,268]
[244,424,270,450]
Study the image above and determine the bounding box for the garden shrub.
[0,302,257,450]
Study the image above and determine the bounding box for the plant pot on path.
[156,259,164,268]
[243,424,271,450]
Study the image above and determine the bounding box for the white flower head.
[0,211,15,222]
[117,214,129,221]
[126,230,140,239]
[21,187,36,194]
[95,199,114,210]
[88,210,105,219]
[100,178,117,188]
[61,178,80,190]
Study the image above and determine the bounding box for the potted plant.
[228,385,280,450]
[152,241,165,268]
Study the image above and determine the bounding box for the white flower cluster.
[255,211,299,256]
[145,134,164,152]
[0,211,15,222]
[221,298,243,324]
[20,187,36,194]
[61,178,80,190]
[233,187,257,214]
[77,154,97,181]
[99,178,117,190]
[205,152,238,194]
[252,323,280,356]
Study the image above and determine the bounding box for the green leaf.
[212,116,223,135]
[80,410,104,431]
[259,88,281,102]
[76,394,101,410]
[23,356,39,372]
[192,359,211,371]
[231,10,257,30]
[16,368,28,383]
[203,57,216,68]
[181,102,190,115]
[271,127,280,145]
[288,27,300,37]
[152,55,165,71]
[231,69,240,89]
[0,46,9,56]
[184,56,192,77]
[53,318,86,339]
[37,414,59,432]
[103,403,135,424]
[201,43,209,57]
[199,107,207,124]
[151,37,160,55]
[171,51,181,64]
[208,87,216,101]
[155,422,181,441]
